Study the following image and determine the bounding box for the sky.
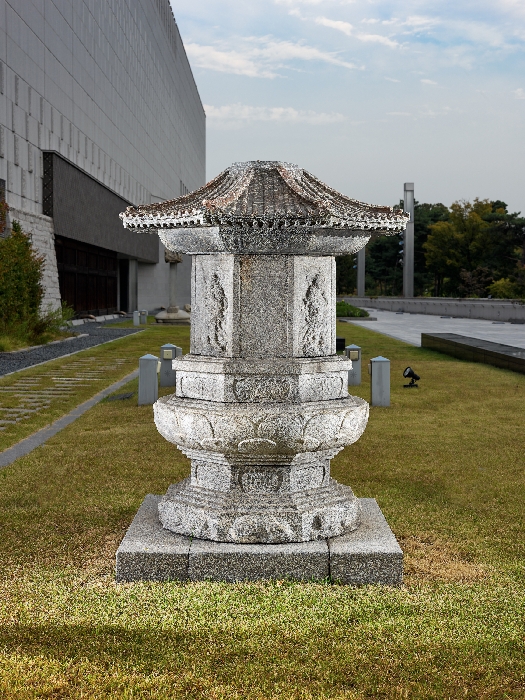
[171,0,525,213]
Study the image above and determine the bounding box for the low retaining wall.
[343,297,525,323]
[421,333,525,375]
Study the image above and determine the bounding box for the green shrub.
[488,277,519,299]
[0,220,44,330]
[335,301,369,317]
[0,220,73,346]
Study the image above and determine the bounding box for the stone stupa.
[116,161,407,584]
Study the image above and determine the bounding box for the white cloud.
[186,37,358,78]
[276,0,355,4]
[357,33,399,48]
[387,111,411,116]
[259,38,357,68]
[315,17,353,36]
[418,106,453,117]
[421,78,438,84]
[512,88,525,99]
[205,103,345,127]
[315,15,399,47]
[185,43,276,78]
[385,77,401,82]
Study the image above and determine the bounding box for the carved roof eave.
[150,226,384,256]
[121,215,406,235]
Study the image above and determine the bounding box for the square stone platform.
[116,495,403,585]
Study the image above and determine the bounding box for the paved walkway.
[345,309,525,349]
[0,322,140,377]
[0,369,138,469]
[0,355,131,432]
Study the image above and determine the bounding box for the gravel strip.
[0,324,141,377]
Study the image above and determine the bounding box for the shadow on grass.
[1,619,524,699]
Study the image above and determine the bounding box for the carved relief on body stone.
[232,377,293,402]
[191,255,233,357]
[293,257,334,357]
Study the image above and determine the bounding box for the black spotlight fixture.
[403,366,420,388]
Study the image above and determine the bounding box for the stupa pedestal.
[155,250,191,325]
[117,161,407,583]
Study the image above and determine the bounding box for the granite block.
[115,496,402,585]
[115,495,190,582]
[188,537,329,582]
[329,498,403,586]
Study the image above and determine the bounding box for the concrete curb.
[0,369,139,469]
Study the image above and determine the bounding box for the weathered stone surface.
[189,536,329,582]
[158,476,361,543]
[116,495,190,582]
[116,495,402,584]
[329,498,403,586]
[154,395,369,455]
[121,161,408,256]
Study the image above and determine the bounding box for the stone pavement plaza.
[347,309,525,349]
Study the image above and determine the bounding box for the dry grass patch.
[400,535,488,584]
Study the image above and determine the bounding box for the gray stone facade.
[0,0,204,312]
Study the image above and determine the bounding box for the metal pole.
[357,248,366,297]
[403,183,414,298]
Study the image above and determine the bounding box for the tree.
[424,199,491,296]
[358,200,448,296]
[365,234,403,296]
[335,253,357,295]
[0,220,44,331]
[424,199,525,297]
[413,202,449,295]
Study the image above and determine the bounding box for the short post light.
[369,356,390,407]
[159,343,182,387]
[133,310,140,326]
[138,354,160,405]
[345,344,362,386]
[140,309,148,325]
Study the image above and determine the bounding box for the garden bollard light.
[160,343,182,387]
[369,356,390,407]
[133,310,140,326]
[138,354,160,405]
[140,309,148,325]
[345,344,361,386]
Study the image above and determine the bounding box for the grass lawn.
[0,321,524,698]
[0,323,190,452]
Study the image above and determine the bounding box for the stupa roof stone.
[120,161,408,234]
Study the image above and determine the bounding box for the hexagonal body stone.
[190,254,336,358]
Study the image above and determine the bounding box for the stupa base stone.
[158,476,361,544]
[116,495,403,585]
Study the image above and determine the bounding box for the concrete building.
[0,0,205,314]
